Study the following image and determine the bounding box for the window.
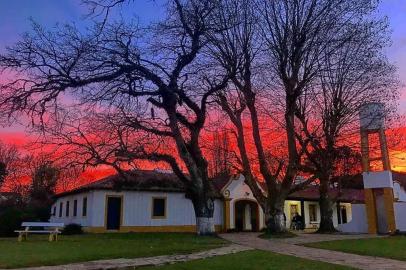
[73,200,78,217]
[152,197,166,218]
[290,204,298,220]
[66,201,70,217]
[82,197,87,217]
[309,204,317,222]
[52,206,56,216]
[340,206,348,224]
[59,202,63,217]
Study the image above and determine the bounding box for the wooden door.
[106,197,122,230]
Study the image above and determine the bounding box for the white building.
[338,171,406,234]
[51,170,360,233]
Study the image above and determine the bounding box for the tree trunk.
[265,198,287,233]
[192,196,215,235]
[318,178,336,233]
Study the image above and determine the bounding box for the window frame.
[66,201,70,217]
[73,199,78,217]
[340,205,348,224]
[59,202,63,217]
[82,197,87,217]
[308,204,317,223]
[151,197,167,219]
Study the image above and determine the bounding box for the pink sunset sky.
[0,0,405,171]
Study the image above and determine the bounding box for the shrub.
[0,207,23,237]
[23,205,52,222]
[62,223,83,235]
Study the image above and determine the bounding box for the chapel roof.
[210,173,235,192]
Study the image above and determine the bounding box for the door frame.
[340,206,348,224]
[104,195,124,231]
[233,199,260,232]
[289,203,299,221]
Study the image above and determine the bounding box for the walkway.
[273,231,381,244]
[8,244,252,270]
[220,233,406,270]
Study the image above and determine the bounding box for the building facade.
[51,170,359,233]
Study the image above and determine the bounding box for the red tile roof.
[56,170,223,198]
[288,187,364,203]
[56,170,188,198]
[55,170,365,203]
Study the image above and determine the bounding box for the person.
[296,213,303,230]
[291,213,303,230]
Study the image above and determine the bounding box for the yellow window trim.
[84,225,224,233]
[151,197,167,219]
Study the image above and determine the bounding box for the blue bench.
[15,222,64,242]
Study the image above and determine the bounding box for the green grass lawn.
[305,235,406,261]
[0,233,227,269]
[139,250,354,270]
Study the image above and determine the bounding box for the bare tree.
[296,11,399,232]
[207,129,233,178]
[29,158,59,203]
[0,0,231,235]
[330,146,363,187]
[210,0,372,233]
[0,141,21,189]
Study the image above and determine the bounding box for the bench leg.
[18,232,28,242]
[48,233,58,242]
[17,233,23,242]
[49,233,57,242]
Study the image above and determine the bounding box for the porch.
[223,198,352,232]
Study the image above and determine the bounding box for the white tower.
[360,103,396,234]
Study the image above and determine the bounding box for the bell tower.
[360,102,396,234]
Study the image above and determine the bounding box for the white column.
[244,204,252,231]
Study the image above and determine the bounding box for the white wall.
[88,190,105,227]
[394,202,406,232]
[118,190,223,227]
[50,192,93,226]
[335,196,406,233]
[338,204,368,233]
[52,190,223,228]
[363,171,393,189]
[393,182,406,202]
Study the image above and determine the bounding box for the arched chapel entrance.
[234,200,260,232]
